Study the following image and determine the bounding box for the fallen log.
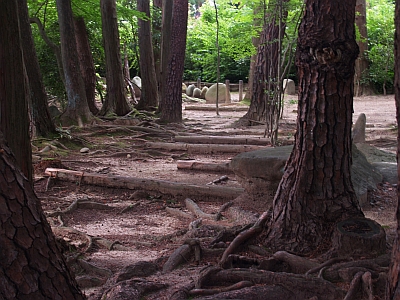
[174,135,270,146]
[45,168,244,201]
[145,142,265,154]
[184,105,249,112]
[177,160,232,173]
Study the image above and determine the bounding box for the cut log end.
[332,218,386,258]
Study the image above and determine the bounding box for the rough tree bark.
[29,16,66,87]
[159,0,188,123]
[136,0,159,110]
[241,0,288,143]
[264,0,364,255]
[354,0,371,96]
[0,133,85,299]
[386,1,400,298]
[18,0,57,138]
[99,0,131,116]
[56,0,93,126]
[74,16,99,115]
[158,0,173,114]
[0,0,32,182]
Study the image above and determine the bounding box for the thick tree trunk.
[99,0,131,116]
[386,1,400,298]
[264,0,363,255]
[136,0,159,110]
[159,0,188,123]
[0,0,32,182]
[0,133,84,299]
[56,0,93,126]
[74,16,99,115]
[18,0,57,138]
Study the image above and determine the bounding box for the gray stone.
[205,83,226,104]
[132,76,142,89]
[283,79,296,95]
[372,162,398,184]
[230,144,383,208]
[80,147,90,153]
[132,76,142,98]
[193,87,202,98]
[200,86,208,99]
[186,84,196,96]
[48,105,61,119]
[352,113,366,143]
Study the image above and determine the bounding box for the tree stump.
[332,218,386,258]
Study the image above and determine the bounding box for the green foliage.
[184,0,258,82]
[366,0,395,93]
[27,0,143,101]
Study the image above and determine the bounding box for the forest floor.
[33,94,397,299]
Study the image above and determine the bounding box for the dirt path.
[34,94,397,299]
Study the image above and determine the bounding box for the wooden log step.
[144,142,265,154]
[174,135,269,146]
[184,105,249,112]
[176,160,232,173]
[44,168,244,201]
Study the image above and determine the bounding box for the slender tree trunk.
[18,0,57,138]
[29,16,66,87]
[136,0,159,110]
[158,0,173,114]
[56,0,93,126]
[264,0,363,255]
[242,0,287,142]
[244,4,263,101]
[99,0,131,116]
[0,0,32,182]
[159,0,188,123]
[74,16,99,115]
[386,1,400,298]
[354,0,371,96]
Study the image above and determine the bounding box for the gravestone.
[186,84,195,97]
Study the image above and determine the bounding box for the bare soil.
[33,94,397,299]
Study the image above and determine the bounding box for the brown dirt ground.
[33,94,397,299]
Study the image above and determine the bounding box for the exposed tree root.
[343,271,364,300]
[117,202,140,214]
[220,210,271,266]
[46,198,113,217]
[163,238,201,273]
[189,280,253,297]
[185,198,220,221]
[195,267,346,299]
[320,254,390,282]
[272,251,320,274]
[166,207,194,220]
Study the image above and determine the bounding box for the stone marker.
[193,87,201,98]
[283,79,296,95]
[205,83,226,104]
[352,113,366,143]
